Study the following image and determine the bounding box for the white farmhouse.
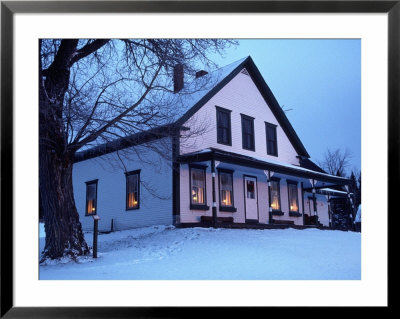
[73,56,355,232]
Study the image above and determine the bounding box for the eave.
[177,148,351,185]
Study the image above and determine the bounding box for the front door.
[244,176,258,221]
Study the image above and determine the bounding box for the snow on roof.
[76,57,248,153]
[235,152,348,181]
[319,188,348,195]
[169,57,248,123]
[181,148,349,182]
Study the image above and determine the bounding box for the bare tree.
[317,148,352,177]
[39,39,237,261]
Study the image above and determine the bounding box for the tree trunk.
[39,143,90,261]
[39,39,90,260]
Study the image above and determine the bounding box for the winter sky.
[209,39,361,175]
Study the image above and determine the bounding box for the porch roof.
[177,148,351,186]
[317,188,352,197]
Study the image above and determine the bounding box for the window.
[266,122,278,156]
[287,181,299,215]
[190,165,208,210]
[270,178,281,213]
[126,170,140,210]
[216,106,232,145]
[218,170,236,212]
[241,114,255,151]
[246,180,255,199]
[85,180,98,215]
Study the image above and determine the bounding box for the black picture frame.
[1,1,396,317]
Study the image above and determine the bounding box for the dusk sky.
[210,39,361,176]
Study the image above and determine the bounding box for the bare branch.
[69,39,110,66]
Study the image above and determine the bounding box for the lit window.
[126,170,140,210]
[191,167,206,205]
[219,171,233,206]
[288,182,299,213]
[270,179,281,211]
[85,180,98,215]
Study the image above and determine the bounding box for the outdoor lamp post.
[92,215,100,258]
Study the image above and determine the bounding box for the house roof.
[177,148,350,185]
[74,124,181,163]
[298,157,327,174]
[173,56,310,158]
[75,56,311,161]
[318,188,351,196]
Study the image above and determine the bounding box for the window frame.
[217,168,237,212]
[125,169,141,211]
[265,122,278,156]
[241,113,255,151]
[287,180,301,217]
[85,179,98,216]
[270,177,283,216]
[189,164,209,211]
[216,106,232,146]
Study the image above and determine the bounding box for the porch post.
[264,170,273,224]
[211,159,217,227]
[310,179,317,220]
[345,185,355,229]
[301,182,305,226]
[327,194,331,228]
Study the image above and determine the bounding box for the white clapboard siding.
[316,195,329,227]
[73,138,173,232]
[180,70,300,166]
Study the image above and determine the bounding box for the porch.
[175,148,354,229]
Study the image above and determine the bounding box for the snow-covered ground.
[39,224,361,280]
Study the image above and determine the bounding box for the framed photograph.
[1,0,395,317]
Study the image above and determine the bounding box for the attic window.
[241,114,255,151]
[216,106,232,146]
[266,122,278,156]
[241,68,250,76]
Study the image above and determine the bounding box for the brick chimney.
[195,70,208,78]
[173,64,184,93]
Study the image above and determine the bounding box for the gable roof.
[173,56,310,158]
[75,56,310,161]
